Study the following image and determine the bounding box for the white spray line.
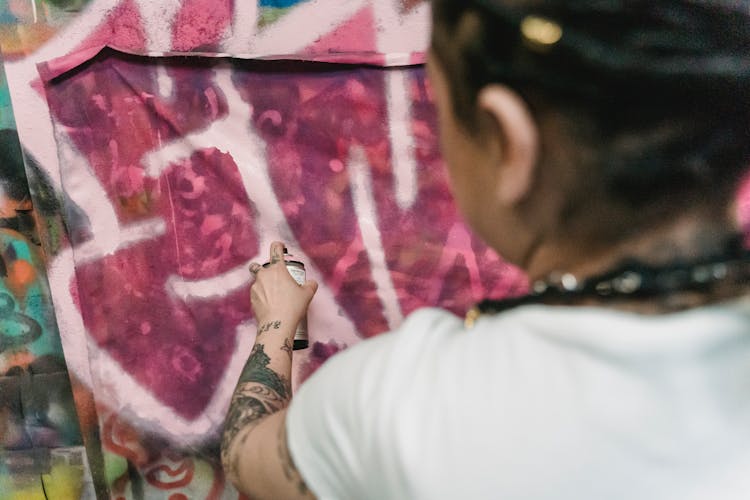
[348,146,404,330]
[221,0,259,54]
[191,319,258,439]
[134,0,183,53]
[251,0,368,55]
[385,69,419,210]
[154,66,174,99]
[54,126,121,257]
[166,263,250,301]
[373,0,431,56]
[135,0,182,98]
[73,218,167,263]
[373,0,428,211]
[48,247,96,389]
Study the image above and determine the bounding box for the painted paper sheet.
[2,2,435,497]
[39,47,527,497]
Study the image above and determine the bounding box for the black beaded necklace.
[465,235,750,327]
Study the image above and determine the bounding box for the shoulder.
[292,307,463,406]
[315,307,463,372]
[285,307,463,498]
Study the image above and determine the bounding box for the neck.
[523,207,741,283]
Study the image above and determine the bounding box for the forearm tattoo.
[221,343,291,475]
[258,320,282,334]
[281,337,293,360]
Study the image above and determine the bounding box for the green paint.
[0,51,15,129]
[103,451,129,485]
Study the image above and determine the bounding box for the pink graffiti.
[44,52,525,422]
[47,55,256,419]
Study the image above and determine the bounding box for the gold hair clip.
[464,306,481,329]
[520,15,562,51]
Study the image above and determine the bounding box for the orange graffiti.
[6,259,36,300]
[144,456,195,489]
[102,414,150,467]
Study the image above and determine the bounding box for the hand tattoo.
[281,338,293,360]
[270,246,283,264]
[258,320,282,334]
[221,344,291,475]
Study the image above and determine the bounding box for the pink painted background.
[2,1,526,497]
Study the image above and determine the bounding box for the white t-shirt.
[287,298,750,500]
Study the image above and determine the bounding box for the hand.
[248,241,318,326]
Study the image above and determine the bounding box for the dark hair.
[431,0,750,206]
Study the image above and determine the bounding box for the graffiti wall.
[3,1,747,499]
[1,36,95,499]
[0,1,527,497]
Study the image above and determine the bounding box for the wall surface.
[1,3,92,492]
[3,1,748,499]
[0,1,527,498]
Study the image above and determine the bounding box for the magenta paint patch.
[303,6,377,58]
[76,0,147,54]
[172,0,233,52]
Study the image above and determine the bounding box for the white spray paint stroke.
[155,66,174,99]
[348,146,404,330]
[54,127,121,256]
[251,0,368,54]
[134,0,183,53]
[73,219,167,263]
[385,70,419,210]
[374,0,421,210]
[47,247,95,388]
[166,263,250,300]
[373,0,431,56]
[221,0,259,54]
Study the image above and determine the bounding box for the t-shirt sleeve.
[286,307,458,500]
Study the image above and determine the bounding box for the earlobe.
[477,85,539,206]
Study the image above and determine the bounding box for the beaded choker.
[465,235,750,327]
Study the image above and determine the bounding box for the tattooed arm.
[221,242,318,500]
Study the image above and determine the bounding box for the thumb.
[303,279,318,299]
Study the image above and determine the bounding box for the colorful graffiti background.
[1,37,92,498]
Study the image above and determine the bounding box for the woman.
[222,1,750,498]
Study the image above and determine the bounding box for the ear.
[476,84,539,206]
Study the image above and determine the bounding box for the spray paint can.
[263,251,309,350]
